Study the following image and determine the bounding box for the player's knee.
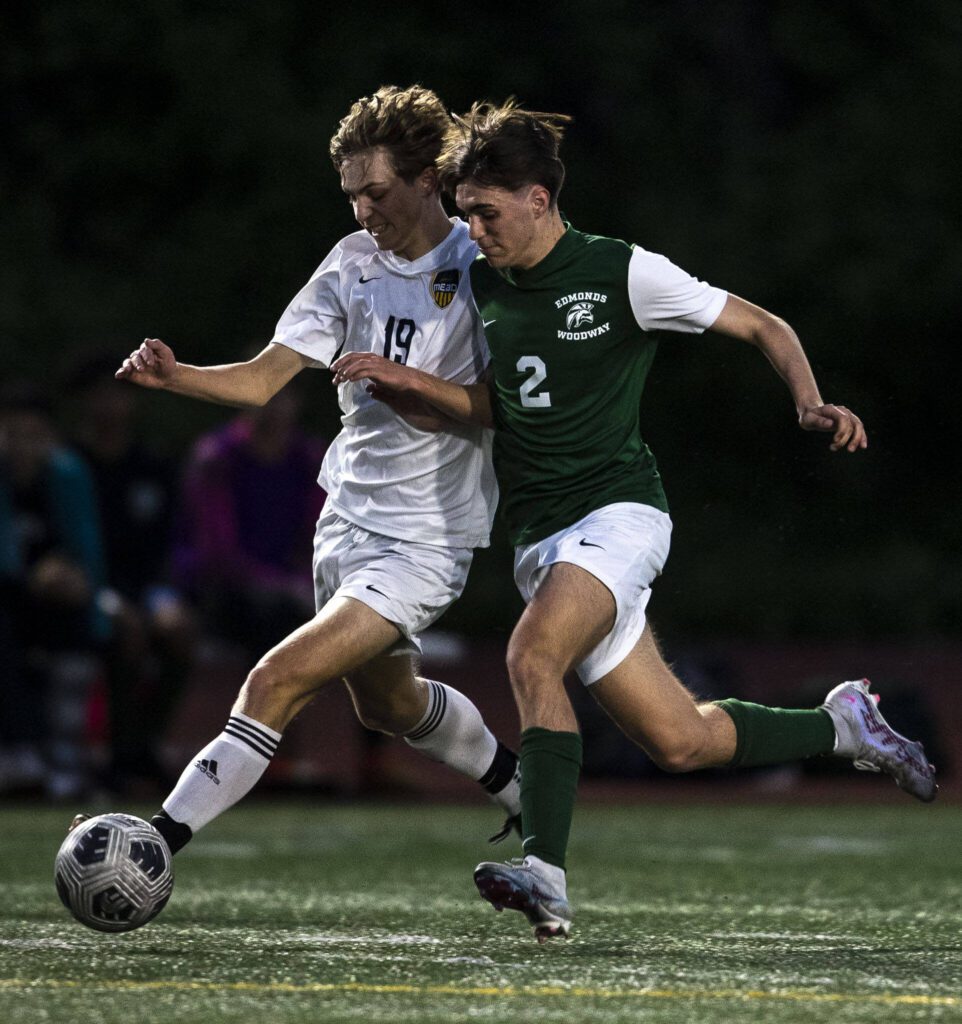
[243,659,307,713]
[506,642,564,700]
[353,706,392,734]
[354,700,402,736]
[648,735,710,774]
[354,690,422,736]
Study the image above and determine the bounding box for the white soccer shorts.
[512,502,673,684]
[312,507,473,655]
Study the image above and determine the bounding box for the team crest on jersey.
[432,268,460,308]
[555,290,611,340]
[566,302,594,330]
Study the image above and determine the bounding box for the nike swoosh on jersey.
[578,538,605,550]
[482,319,497,328]
[358,273,379,283]
[366,584,388,598]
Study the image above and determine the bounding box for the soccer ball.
[54,813,174,932]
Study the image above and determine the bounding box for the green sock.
[519,727,582,871]
[715,699,836,768]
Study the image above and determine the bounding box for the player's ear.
[417,165,440,196]
[529,184,551,219]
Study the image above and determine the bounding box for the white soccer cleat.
[821,679,937,802]
[474,856,572,943]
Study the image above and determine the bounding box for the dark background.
[3,0,959,644]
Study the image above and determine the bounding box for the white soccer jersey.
[271,219,497,548]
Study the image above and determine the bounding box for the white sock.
[404,680,520,813]
[162,712,281,832]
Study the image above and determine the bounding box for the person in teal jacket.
[0,382,109,798]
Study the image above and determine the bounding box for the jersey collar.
[377,218,466,278]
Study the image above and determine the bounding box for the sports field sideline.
[2,801,960,1024]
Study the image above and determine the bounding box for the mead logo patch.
[555,290,610,340]
[432,268,460,308]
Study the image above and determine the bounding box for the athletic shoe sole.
[474,865,571,943]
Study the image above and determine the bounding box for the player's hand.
[116,338,177,389]
[330,352,413,392]
[799,403,867,452]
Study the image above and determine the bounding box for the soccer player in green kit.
[332,101,937,942]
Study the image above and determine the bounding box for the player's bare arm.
[710,294,868,453]
[330,352,495,428]
[363,385,454,433]
[116,339,310,408]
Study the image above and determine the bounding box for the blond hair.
[330,85,451,183]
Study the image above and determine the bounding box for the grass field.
[1,800,960,1023]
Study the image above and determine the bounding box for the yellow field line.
[0,978,958,1006]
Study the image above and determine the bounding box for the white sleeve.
[627,245,728,334]
[269,243,348,368]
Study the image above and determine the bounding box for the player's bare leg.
[234,597,401,731]
[346,656,523,835]
[507,562,616,732]
[344,653,428,735]
[476,562,615,941]
[590,625,736,771]
[110,593,521,858]
[592,626,935,800]
[142,597,401,854]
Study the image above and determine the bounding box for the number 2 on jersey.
[384,316,415,364]
[517,356,551,408]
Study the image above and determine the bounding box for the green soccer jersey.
[470,224,726,546]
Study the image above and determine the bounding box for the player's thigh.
[513,503,672,685]
[510,561,617,676]
[250,596,402,698]
[343,652,424,734]
[589,625,712,755]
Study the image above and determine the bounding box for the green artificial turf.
[1,802,959,1023]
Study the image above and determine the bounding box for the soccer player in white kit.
[106,86,521,857]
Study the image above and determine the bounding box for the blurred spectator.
[66,356,196,795]
[173,379,324,653]
[0,381,109,799]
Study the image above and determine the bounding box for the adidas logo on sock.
[194,758,221,785]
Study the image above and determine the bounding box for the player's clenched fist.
[115,338,177,388]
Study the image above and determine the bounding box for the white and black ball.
[55,813,174,932]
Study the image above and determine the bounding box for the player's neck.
[515,210,566,270]
[393,202,452,262]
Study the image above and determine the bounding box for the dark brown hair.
[438,100,572,204]
[329,85,451,184]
